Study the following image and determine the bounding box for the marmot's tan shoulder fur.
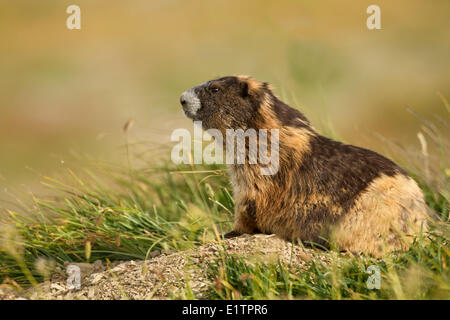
[180,75,431,256]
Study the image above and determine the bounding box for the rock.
[149,250,161,258]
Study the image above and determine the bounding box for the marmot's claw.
[222,231,241,239]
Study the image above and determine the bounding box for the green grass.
[0,162,234,286]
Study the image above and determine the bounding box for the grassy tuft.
[0,162,233,286]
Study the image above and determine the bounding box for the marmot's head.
[180,76,272,131]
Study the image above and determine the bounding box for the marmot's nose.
[180,96,187,106]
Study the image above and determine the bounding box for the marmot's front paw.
[222,231,242,239]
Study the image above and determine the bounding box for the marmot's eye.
[210,86,220,93]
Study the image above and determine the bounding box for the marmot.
[180,75,430,256]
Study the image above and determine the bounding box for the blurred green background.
[0,0,449,188]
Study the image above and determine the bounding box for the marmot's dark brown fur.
[180,75,430,256]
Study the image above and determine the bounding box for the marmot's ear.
[239,80,249,98]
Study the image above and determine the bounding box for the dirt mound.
[0,234,326,300]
